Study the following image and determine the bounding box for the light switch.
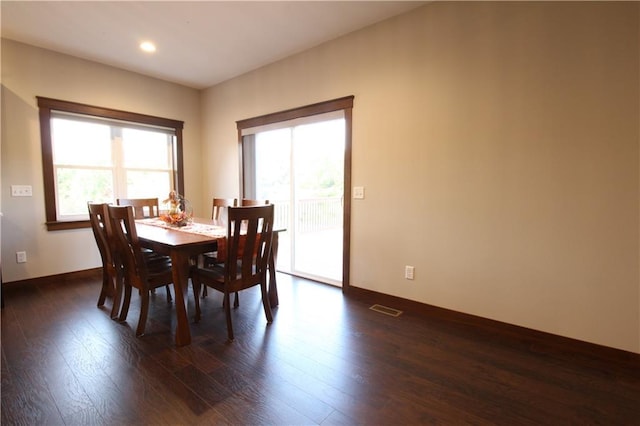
[11,185,32,197]
[353,186,365,199]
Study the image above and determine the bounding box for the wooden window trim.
[37,97,185,231]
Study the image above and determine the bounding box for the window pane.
[56,168,113,216]
[293,118,345,198]
[122,128,171,169]
[255,128,291,201]
[52,118,112,166]
[126,170,171,201]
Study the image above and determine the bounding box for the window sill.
[46,220,91,231]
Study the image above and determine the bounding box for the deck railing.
[272,197,342,233]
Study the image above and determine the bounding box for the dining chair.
[116,197,172,301]
[107,205,177,337]
[88,202,122,319]
[212,197,238,220]
[241,198,269,206]
[201,198,238,266]
[191,204,275,341]
[200,197,238,297]
[116,198,160,219]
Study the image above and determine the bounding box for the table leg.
[268,231,279,307]
[170,250,191,346]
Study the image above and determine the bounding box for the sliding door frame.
[236,96,354,293]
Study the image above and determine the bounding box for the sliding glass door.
[243,114,345,286]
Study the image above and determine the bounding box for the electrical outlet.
[405,265,415,280]
[16,251,27,263]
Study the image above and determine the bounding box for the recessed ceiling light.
[140,41,156,53]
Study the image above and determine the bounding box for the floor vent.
[369,304,403,317]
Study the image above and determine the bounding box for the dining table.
[134,216,281,346]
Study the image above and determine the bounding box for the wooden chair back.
[107,205,147,287]
[116,198,160,219]
[107,205,174,337]
[212,198,237,220]
[190,204,275,341]
[88,202,121,319]
[88,202,113,273]
[225,204,275,289]
[240,198,269,206]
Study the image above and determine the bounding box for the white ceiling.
[1,1,425,90]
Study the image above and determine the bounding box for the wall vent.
[369,304,403,317]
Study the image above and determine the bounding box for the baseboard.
[2,268,102,288]
[346,285,640,367]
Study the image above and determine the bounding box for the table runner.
[137,218,233,260]
[137,218,226,238]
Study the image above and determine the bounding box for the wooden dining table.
[135,217,281,346]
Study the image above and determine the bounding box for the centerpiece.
[159,190,193,227]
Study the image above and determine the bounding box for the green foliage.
[57,168,113,215]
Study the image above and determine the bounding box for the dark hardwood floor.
[2,270,639,425]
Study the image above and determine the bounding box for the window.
[38,97,184,230]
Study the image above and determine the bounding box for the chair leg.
[119,284,132,322]
[165,285,172,303]
[192,281,202,322]
[97,270,109,307]
[136,290,150,337]
[189,268,202,321]
[221,292,240,308]
[110,269,123,320]
[223,292,234,341]
[260,281,273,323]
[202,286,208,298]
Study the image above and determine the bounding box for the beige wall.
[1,40,202,282]
[201,2,639,352]
[1,2,638,354]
